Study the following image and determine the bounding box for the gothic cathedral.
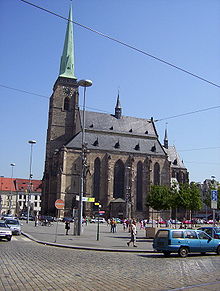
[41,6,188,220]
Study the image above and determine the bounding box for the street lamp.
[77,79,92,235]
[0,176,4,215]
[9,164,15,214]
[27,140,36,223]
[125,166,131,219]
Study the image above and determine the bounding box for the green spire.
[59,5,76,79]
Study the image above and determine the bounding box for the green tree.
[146,185,171,211]
[178,183,202,219]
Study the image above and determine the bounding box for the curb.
[21,232,155,253]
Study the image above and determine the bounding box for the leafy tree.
[146,185,171,211]
[177,183,202,220]
[146,183,202,220]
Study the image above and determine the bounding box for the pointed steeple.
[59,5,76,79]
[164,123,168,149]
[115,90,122,119]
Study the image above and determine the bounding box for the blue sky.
[0,0,220,182]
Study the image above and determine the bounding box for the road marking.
[12,236,31,242]
[166,280,220,290]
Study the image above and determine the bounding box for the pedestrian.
[35,215,39,227]
[65,221,70,235]
[110,218,116,233]
[127,220,137,247]
[123,219,127,231]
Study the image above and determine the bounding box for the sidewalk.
[21,221,155,253]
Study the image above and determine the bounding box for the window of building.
[64,97,70,111]
[154,162,160,185]
[136,161,143,211]
[113,160,125,199]
[93,158,101,202]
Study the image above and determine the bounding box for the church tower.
[42,6,79,214]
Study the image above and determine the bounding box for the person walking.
[127,220,137,247]
[65,221,70,235]
[110,218,116,233]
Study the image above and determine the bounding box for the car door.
[198,231,216,252]
[184,230,200,252]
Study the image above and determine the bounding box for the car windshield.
[6,220,19,225]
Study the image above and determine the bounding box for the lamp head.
[78,79,93,87]
[28,140,37,144]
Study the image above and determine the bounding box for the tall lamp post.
[77,79,92,235]
[125,166,131,219]
[27,140,36,223]
[0,176,4,215]
[9,163,15,214]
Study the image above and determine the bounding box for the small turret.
[164,124,168,149]
[115,91,122,119]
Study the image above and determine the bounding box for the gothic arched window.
[113,160,125,199]
[93,158,101,202]
[136,161,143,211]
[154,162,160,185]
[64,97,70,111]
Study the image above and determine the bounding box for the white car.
[90,218,106,223]
[5,219,22,235]
[0,220,12,241]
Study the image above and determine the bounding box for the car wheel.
[7,236,12,242]
[216,246,220,255]
[178,247,189,258]
[163,251,171,257]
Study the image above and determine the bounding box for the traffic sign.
[211,190,218,201]
[75,196,95,202]
[55,199,65,209]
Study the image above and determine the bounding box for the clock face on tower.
[63,86,72,96]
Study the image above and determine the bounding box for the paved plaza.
[21,221,154,252]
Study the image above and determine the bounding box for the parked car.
[5,219,22,235]
[1,214,18,220]
[153,228,220,257]
[0,220,12,241]
[19,214,34,221]
[62,217,74,223]
[198,227,220,239]
[207,220,214,224]
[90,217,106,223]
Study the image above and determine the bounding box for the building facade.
[0,177,42,216]
[41,6,188,220]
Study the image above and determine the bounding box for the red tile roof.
[15,179,42,192]
[0,177,42,193]
[0,177,16,191]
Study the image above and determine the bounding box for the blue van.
[153,229,220,257]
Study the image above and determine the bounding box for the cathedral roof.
[164,145,186,169]
[84,111,157,136]
[66,111,166,156]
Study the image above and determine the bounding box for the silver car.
[5,219,22,235]
[0,220,12,241]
